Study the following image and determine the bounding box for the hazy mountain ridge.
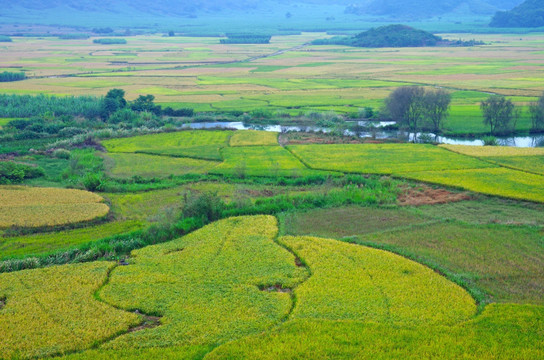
[490,0,544,27]
[349,0,524,18]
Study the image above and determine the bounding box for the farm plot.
[102,131,231,161]
[402,168,544,203]
[440,144,544,157]
[485,156,544,175]
[0,220,142,259]
[211,146,333,177]
[207,304,544,359]
[97,216,307,350]
[103,153,219,178]
[288,144,493,174]
[0,186,109,228]
[229,130,278,147]
[280,236,475,326]
[0,262,140,359]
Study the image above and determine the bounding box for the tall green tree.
[480,95,519,135]
[529,91,544,132]
[385,86,425,131]
[423,88,451,132]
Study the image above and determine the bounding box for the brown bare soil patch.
[128,312,162,333]
[398,184,471,206]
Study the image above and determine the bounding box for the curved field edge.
[286,144,544,203]
[0,262,140,359]
[0,186,110,228]
[205,304,544,359]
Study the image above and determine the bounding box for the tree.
[529,91,544,132]
[422,88,451,132]
[385,86,425,131]
[480,95,519,135]
[101,89,127,119]
[131,94,161,114]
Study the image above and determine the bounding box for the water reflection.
[181,122,544,148]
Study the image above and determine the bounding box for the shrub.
[482,136,498,146]
[53,148,71,159]
[82,173,104,191]
[0,162,44,184]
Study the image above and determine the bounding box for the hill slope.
[348,0,524,18]
[490,0,544,27]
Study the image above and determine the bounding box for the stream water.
[181,121,544,148]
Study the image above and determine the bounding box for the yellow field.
[0,262,140,359]
[0,186,109,228]
[440,144,544,157]
[229,130,278,146]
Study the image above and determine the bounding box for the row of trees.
[386,86,544,135]
[0,72,26,82]
[385,86,451,133]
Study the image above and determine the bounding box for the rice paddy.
[1,34,543,133]
[0,186,109,228]
[103,153,218,178]
[102,131,231,161]
[2,29,544,360]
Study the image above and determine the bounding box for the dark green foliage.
[130,95,161,114]
[0,72,26,82]
[92,27,114,34]
[481,95,519,135]
[0,161,44,184]
[314,25,442,48]
[220,34,271,44]
[490,0,544,28]
[181,191,225,223]
[162,107,194,117]
[82,173,104,191]
[93,38,127,45]
[385,86,451,133]
[0,94,102,118]
[482,136,499,146]
[529,91,544,132]
[59,34,90,39]
[101,88,127,119]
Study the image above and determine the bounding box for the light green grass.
[229,130,278,147]
[0,220,143,259]
[103,153,218,178]
[102,131,231,161]
[288,144,494,175]
[211,146,333,177]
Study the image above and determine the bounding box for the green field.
[1,34,543,134]
[103,153,219,178]
[288,144,494,174]
[211,146,334,177]
[102,131,231,161]
[229,130,278,147]
[402,168,544,203]
[281,205,544,304]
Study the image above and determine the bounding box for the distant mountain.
[490,0,544,27]
[346,0,524,19]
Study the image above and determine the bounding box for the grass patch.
[280,206,430,238]
[0,220,143,259]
